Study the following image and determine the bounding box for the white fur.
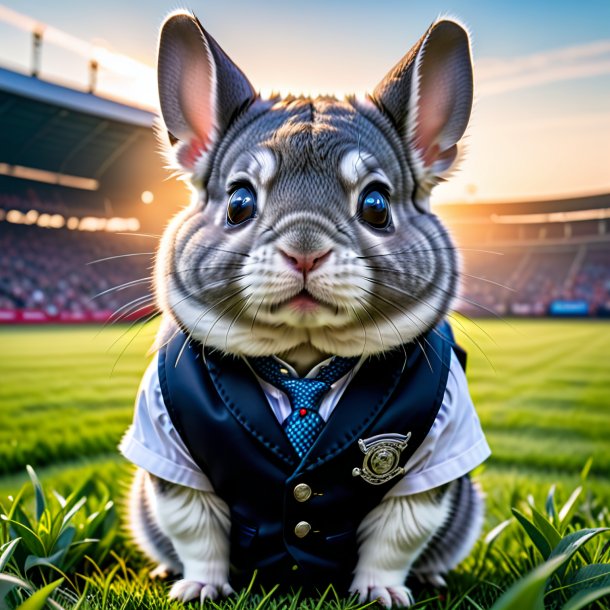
[350,489,453,607]
[143,11,479,608]
[153,481,232,602]
[126,469,180,574]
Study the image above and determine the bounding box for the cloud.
[477,39,610,97]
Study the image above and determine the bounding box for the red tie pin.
[299,408,307,417]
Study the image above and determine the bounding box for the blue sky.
[0,0,609,202]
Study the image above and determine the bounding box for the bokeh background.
[0,0,609,597]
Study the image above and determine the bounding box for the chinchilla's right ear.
[157,10,256,171]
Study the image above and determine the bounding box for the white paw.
[351,584,414,608]
[168,579,234,602]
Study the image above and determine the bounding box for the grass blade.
[253,584,279,610]
[0,538,21,572]
[568,564,610,591]
[548,529,610,580]
[512,508,551,559]
[561,585,610,610]
[546,484,557,521]
[0,573,32,602]
[25,466,46,522]
[558,487,583,530]
[489,554,567,610]
[15,578,64,610]
[531,506,562,549]
[2,518,46,557]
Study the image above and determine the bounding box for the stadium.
[0,4,609,610]
[1,65,608,324]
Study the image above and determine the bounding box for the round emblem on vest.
[370,448,396,474]
[294,521,311,538]
[352,432,412,485]
[293,483,312,502]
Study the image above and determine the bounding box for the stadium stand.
[0,66,608,322]
[0,66,184,323]
[441,194,610,317]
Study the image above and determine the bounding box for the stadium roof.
[437,192,610,223]
[0,67,185,223]
[0,67,159,181]
[0,67,153,127]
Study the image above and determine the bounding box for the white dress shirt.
[119,350,490,497]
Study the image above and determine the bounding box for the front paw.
[168,579,234,602]
[350,583,414,608]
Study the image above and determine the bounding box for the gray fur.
[413,475,485,581]
[127,469,181,573]
[153,12,473,360]
[132,10,482,602]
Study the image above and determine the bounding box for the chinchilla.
[121,9,488,608]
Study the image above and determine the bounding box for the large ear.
[157,11,256,170]
[372,20,473,208]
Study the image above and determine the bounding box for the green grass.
[0,319,609,608]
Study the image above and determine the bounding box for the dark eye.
[227,185,257,225]
[359,186,391,229]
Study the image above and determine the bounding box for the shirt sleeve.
[384,349,491,498]
[118,353,214,492]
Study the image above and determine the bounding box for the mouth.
[270,289,327,314]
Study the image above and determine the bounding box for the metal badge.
[352,432,411,485]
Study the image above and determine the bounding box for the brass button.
[293,483,312,502]
[294,521,311,538]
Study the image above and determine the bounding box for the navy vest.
[158,322,463,591]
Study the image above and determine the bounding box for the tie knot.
[248,355,359,412]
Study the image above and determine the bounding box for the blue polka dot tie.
[249,355,359,458]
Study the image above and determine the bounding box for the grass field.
[1,319,609,609]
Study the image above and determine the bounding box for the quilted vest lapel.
[298,346,409,471]
[205,349,297,466]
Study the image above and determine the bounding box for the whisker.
[359,287,430,370]
[88,252,154,265]
[116,232,162,239]
[363,275,497,370]
[109,310,161,376]
[349,303,368,360]
[224,293,255,351]
[107,303,158,348]
[176,308,209,369]
[355,296,385,353]
[459,272,515,292]
[357,246,505,260]
[175,284,251,367]
[153,324,183,353]
[202,287,253,356]
[91,294,155,340]
[93,277,152,299]
[250,295,267,335]
[107,294,154,324]
[359,266,499,345]
[362,295,411,372]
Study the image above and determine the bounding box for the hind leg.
[126,468,182,577]
[412,475,485,585]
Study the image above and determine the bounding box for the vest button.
[293,483,312,502]
[294,521,311,538]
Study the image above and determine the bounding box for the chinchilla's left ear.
[372,19,473,209]
[157,10,257,171]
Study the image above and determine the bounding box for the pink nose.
[279,248,332,274]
